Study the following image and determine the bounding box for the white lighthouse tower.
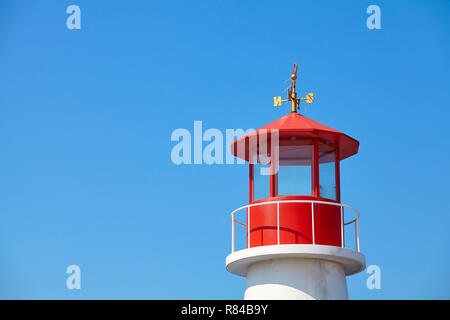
[225,64,365,300]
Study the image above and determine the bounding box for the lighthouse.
[226,64,365,300]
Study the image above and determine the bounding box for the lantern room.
[231,111,359,248]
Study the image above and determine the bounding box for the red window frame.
[249,137,341,203]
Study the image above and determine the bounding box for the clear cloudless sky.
[0,0,449,299]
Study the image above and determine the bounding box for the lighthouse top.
[231,63,359,162]
[231,112,359,162]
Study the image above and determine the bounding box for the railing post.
[277,202,280,245]
[356,217,360,252]
[340,206,344,248]
[231,212,235,253]
[311,202,315,245]
[247,207,251,248]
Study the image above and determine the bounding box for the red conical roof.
[231,112,359,161]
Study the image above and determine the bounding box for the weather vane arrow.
[273,63,315,113]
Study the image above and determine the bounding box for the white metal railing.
[230,200,360,253]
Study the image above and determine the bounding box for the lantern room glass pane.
[277,144,313,196]
[253,163,270,200]
[319,150,337,200]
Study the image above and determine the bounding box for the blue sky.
[0,0,449,299]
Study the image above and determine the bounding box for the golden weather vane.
[273,63,315,113]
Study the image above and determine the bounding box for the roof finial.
[273,63,315,113]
